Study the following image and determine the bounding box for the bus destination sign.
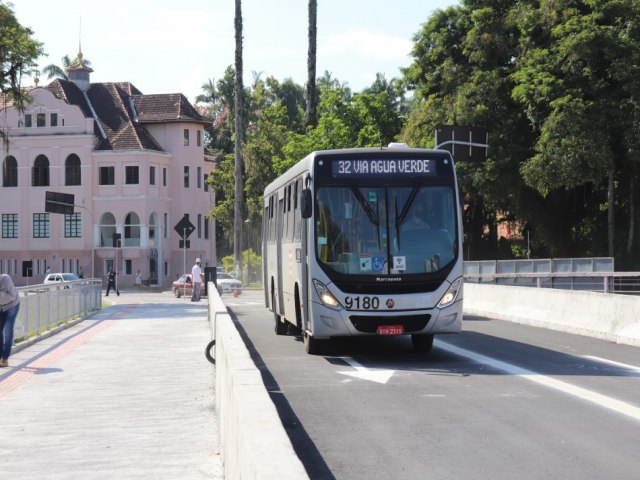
[330,158,445,178]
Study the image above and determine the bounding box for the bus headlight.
[437,278,462,309]
[312,279,342,310]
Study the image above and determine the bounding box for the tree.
[0,1,43,115]
[402,2,533,260]
[306,0,318,128]
[233,0,245,280]
[512,0,640,261]
[41,54,91,81]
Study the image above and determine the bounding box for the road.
[226,290,640,480]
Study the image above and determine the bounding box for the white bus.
[262,144,463,354]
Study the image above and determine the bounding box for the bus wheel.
[303,332,323,355]
[411,334,434,353]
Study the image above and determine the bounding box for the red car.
[172,274,206,298]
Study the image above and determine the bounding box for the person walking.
[135,270,142,288]
[0,274,20,368]
[106,268,120,296]
[191,258,203,302]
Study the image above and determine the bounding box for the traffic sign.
[45,191,75,214]
[435,125,488,162]
[174,215,196,238]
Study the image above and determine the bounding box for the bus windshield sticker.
[372,256,385,272]
[359,254,372,271]
[393,256,406,271]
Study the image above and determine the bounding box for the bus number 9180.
[344,296,379,310]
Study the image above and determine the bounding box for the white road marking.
[582,356,640,374]
[338,357,396,384]
[437,340,640,423]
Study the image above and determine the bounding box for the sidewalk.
[0,289,223,480]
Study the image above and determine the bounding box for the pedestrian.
[191,258,203,302]
[135,270,142,288]
[78,266,84,279]
[0,274,20,368]
[106,268,120,296]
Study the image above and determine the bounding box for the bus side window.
[294,179,301,241]
[300,188,312,218]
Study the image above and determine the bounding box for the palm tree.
[42,54,92,81]
[233,0,245,280]
[306,0,318,128]
[196,78,218,104]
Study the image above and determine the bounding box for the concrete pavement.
[0,289,222,480]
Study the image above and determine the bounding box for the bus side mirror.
[301,188,312,219]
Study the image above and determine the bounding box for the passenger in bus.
[406,203,431,230]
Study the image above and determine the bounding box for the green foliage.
[201,0,640,266]
[41,54,91,81]
[399,0,640,264]
[221,248,261,275]
[0,2,44,112]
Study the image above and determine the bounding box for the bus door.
[299,180,312,331]
[275,195,285,315]
[299,200,309,331]
[262,203,270,307]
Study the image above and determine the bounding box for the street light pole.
[75,203,95,278]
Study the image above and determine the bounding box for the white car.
[216,273,243,295]
[44,273,80,284]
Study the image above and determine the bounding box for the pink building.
[0,56,216,287]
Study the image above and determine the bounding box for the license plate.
[376,325,404,336]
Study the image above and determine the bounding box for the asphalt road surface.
[225,290,640,480]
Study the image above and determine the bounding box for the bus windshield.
[315,184,456,276]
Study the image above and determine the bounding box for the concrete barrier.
[207,283,309,479]
[464,283,640,347]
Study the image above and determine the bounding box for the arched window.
[32,154,50,187]
[65,154,81,186]
[3,156,18,187]
[124,212,141,247]
[99,212,116,247]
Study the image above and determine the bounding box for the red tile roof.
[45,79,208,152]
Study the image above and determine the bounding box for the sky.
[14,0,458,104]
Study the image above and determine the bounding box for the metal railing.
[13,279,103,346]
[463,258,640,294]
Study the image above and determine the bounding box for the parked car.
[216,273,243,295]
[172,274,206,298]
[44,273,80,284]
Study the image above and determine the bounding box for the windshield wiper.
[350,186,381,248]
[396,184,420,228]
[351,186,379,226]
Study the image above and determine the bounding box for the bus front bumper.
[310,298,463,338]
